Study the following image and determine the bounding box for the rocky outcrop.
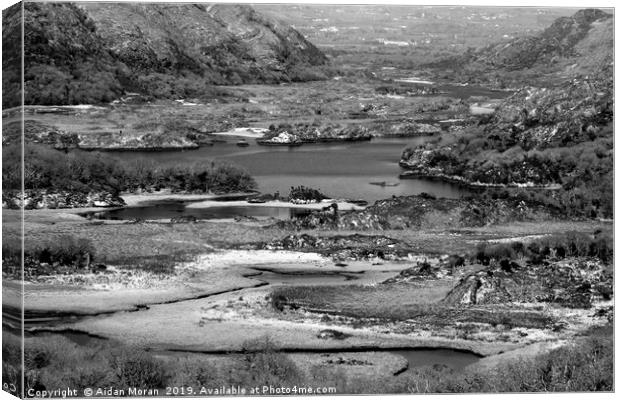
[252,233,411,261]
[443,270,512,305]
[76,131,199,151]
[375,84,440,97]
[2,190,125,210]
[399,146,564,188]
[443,258,613,308]
[259,123,372,145]
[483,78,613,150]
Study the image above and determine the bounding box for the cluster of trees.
[288,185,328,202]
[2,235,96,279]
[2,144,256,195]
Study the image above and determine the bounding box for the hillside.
[431,9,613,87]
[4,2,327,108]
[401,9,614,219]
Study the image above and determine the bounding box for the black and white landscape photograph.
[1,0,615,397]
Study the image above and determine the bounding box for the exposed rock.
[254,233,410,261]
[260,123,372,145]
[375,84,440,97]
[170,216,198,224]
[77,131,199,151]
[317,329,351,340]
[443,270,512,305]
[443,257,613,308]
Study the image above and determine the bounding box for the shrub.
[34,235,96,267]
[127,257,177,275]
[239,337,304,387]
[108,347,167,388]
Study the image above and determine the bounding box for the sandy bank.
[186,199,365,211]
[15,250,332,315]
[121,191,256,207]
[62,292,515,356]
[209,127,268,138]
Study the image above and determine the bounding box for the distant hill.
[430,9,613,87]
[3,2,327,108]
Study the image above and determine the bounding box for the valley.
[1,3,614,396]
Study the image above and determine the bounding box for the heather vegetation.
[5,328,610,395]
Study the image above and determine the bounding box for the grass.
[1,211,287,269]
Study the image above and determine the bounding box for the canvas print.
[1,1,614,397]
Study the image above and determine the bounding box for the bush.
[109,347,167,388]
[34,235,96,267]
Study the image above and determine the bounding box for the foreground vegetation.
[404,325,613,393]
[3,325,612,395]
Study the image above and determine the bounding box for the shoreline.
[120,191,257,207]
[398,170,563,190]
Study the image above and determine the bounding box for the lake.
[107,137,470,203]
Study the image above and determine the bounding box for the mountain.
[430,9,613,87]
[3,2,327,108]
[78,3,326,81]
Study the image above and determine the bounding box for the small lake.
[391,348,481,371]
[85,200,314,220]
[106,137,470,203]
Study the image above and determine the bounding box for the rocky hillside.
[431,9,613,87]
[4,2,327,108]
[401,9,613,218]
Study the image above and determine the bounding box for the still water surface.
[108,137,469,203]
